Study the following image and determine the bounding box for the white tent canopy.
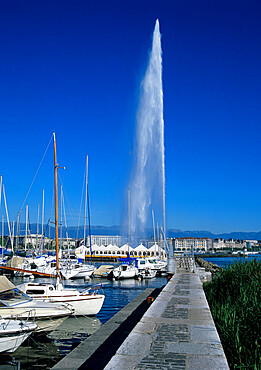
[106,244,119,251]
[148,243,161,252]
[135,243,148,252]
[120,244,134,252]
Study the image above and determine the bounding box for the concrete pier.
[52,269,229,369]
[105,272,229,370]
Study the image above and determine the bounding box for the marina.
[52,257,229,370]
[0,254,259,368]
[0,266,167,369]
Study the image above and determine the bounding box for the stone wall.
[195,257,221,274]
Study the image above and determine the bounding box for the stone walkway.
[104,272,229,370]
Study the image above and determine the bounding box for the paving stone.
[162,307,189,319]
[166,342,225,356]
[104,354,143,370]
[187,354,229,369]
[133,321,156,334]
[143,299,168,317]
[116,332,152,356]
[191,325,221,344]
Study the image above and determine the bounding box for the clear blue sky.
[0,0,260,234]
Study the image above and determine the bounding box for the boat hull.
[60,266,95,280]
[113,268,138,280]
[0,320,37,353]
[0,304,72,333]
[31,294,105,316]
[18,282,105,316]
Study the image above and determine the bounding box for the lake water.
[203,254,261,268]
[0,262,167,369]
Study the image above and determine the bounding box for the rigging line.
[61,187,69,244]
[19,134,53,214]
[76,169,86,240]
[57,172,78,228]
[87,183,92,263]
[2,184,13,250]
[37,218,50,254]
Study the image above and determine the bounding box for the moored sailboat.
[0,276,73,333]
[0,317,37,353]
[20,133,105,316]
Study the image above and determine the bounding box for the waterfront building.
[245,240,259,250]
[81,235,127,247]
[75,241,167,259]
[212,238,245,251]
[212,239,226,250]
[174,237,212,252]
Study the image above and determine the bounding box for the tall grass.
[204,259,261,369]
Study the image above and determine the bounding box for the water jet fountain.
[128,20,173,269]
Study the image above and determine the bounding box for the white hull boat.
[0,276,73,333]
[0,318,37,353]
[140,268,157,279]
[60,263,96,280]
[113,264,138,280]
[18,281,105,316]
[136,257,167,273]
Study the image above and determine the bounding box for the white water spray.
[129,20,166,246]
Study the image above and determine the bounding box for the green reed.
[203,259,261,369]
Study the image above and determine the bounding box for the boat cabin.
[18,283,55,297]
[0,276,32,307]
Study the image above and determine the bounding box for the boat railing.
[60,302,75,315]
[10,308,37,325]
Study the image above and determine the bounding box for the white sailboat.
[0,317,37,353]
[112,263,138,279]
[60,261,95,280]
[60,155,96,280]
[0,276,73,333]
[17,281,105,316]
[19,134,105,316]
[112,189,138,280]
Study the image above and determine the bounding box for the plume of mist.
[127,19,166,245]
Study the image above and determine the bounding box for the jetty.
[52,258,229,369]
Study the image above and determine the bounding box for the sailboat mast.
[53,132,59,272]
[128,188,130,250]
[25,205,28,251]
[86,155,93,263]
[42,189,44,237]
[60,185,63,250]
[42,188,44,245]
[2,215,3,258]
[152,209,156,245]
[83,155,88,247]
[36,204,39,252]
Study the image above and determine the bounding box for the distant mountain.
[167,229,261,241]
[3,223,261,241]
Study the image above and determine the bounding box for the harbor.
[0,265,167,369]
[52,258,229,370]
[0,2,260,369]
